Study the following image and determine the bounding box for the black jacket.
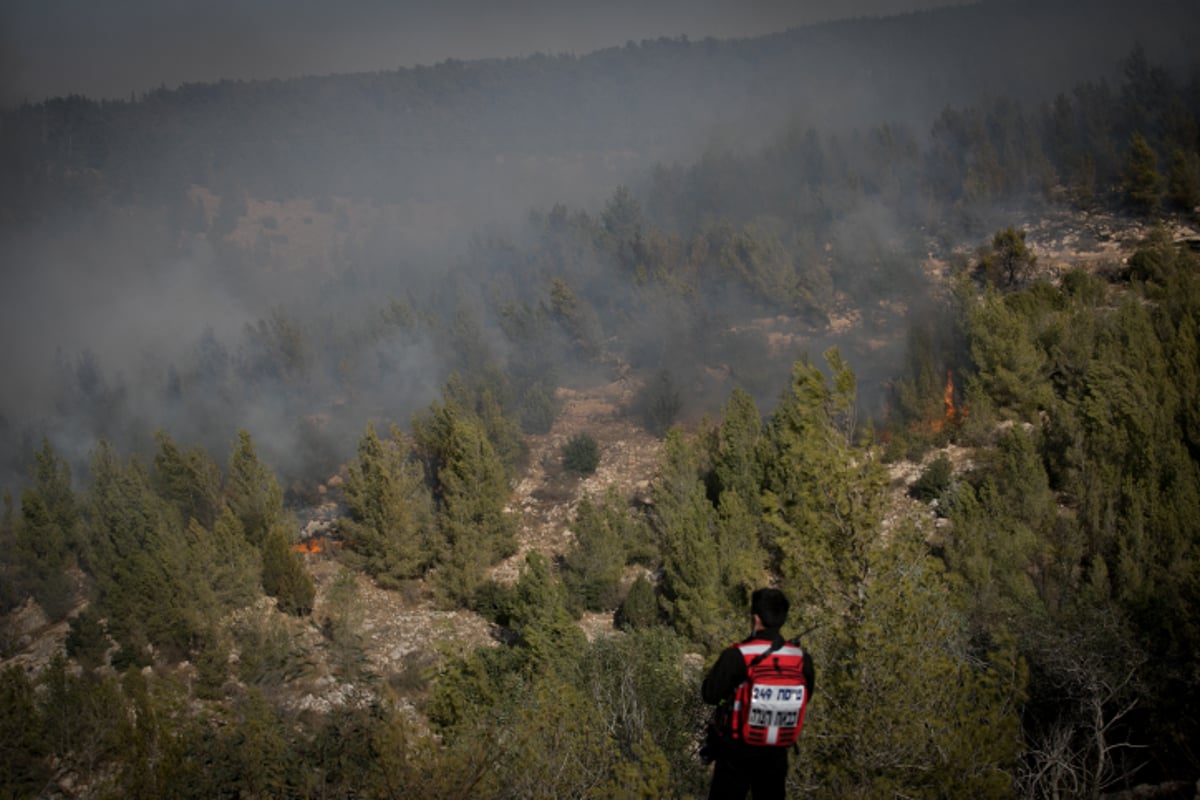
[701,628,816,708]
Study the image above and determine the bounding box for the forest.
[2,2,1200,798]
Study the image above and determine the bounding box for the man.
[701,588,814,800]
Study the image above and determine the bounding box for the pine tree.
[562,491,627,611]
[341,422,434,586]
[85,441,200,657]
[13,489,74,619]
[261,524,314,615]
[652,430,730,649]
[508,551,586,668]
[0,665,50,795]
[152,431,223,530]
[1122,132,1164,215]
[753,353,1026,795]
[1166,147,1200,211]
[979,226,1038,288]
[709,387,765,507]
[226,429,284,550]
[416,398,516,606]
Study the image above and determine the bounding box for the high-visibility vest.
[729,640,809,747]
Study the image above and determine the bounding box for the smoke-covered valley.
[2,0,1196,494]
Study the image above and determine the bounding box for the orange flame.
[930,371,959,433]
[943,370,955,423]
[291,537,325,554]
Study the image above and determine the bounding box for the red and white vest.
[729,640,809,747]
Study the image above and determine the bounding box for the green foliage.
[341,422,435,586]
[225,429,284,550]
[910,453,954,504]
[322,567,368,679]
[414,389,517,607]
[11,488,75,620]
[192,629,231,700]
[714,489,768,612]
[562,491,628,611]
[261,525,315,615]
[964,285,1053,417]
[519,380,560,434]
[796,522,1026,797]
[616,573,660,631]
[151,431,224,530]
[651,430,730,649]
[938,237,1200,786]
[577,628,708,796]
[197,508,262,610]
[1166,147,1200,212]
[425,643,529,737]
[708,387,765,506]
[507,551,586,669]
[709,222,814,311]
[1,440,80,619]
[561,431,600,475]
[979,225,1037,288]
[232,613,315,687]
[635,368,683,436]
[1122,132,1164,215]
[548,277,603,358]
[85,442,214,657]
[0,665,50,796]
[66,607,110,670]
[762,351,879,606]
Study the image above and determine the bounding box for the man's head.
[750,587,789,630]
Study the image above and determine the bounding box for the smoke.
[2,0,1197,495]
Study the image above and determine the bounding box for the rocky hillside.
[3,208,1196,718]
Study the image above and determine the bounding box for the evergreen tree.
[187,509,260,611]
[261,524,315,615]
[709,387,765,506]
[1166,147,1200,211]
[964,285,1052,417]
[561,431,601,475]
[0,665,50,795]
[652,429,731,649]
[507,551,586,669]
[1122,132,1164,215]
[635,368,683,436]
[754,352,1026,795]
[980,226,1038,288]
[562,491,627,611]
[85,441,203,657]
[616,573,660,631]
[415,395,516,606]
[714,489,768,614]
[341,422,434,586]
[152,431,223,530]
[12,489,75,619]
[226,429,284,550]
[322,567,367,678]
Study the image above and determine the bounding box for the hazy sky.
[1,0,970,104]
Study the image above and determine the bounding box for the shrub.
[562,433,600,475]
[910,454,954,503]
[521,382,560,434]
[635,369,682,436]
[616,575,660,631]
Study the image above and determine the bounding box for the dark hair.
[751,588,790,629]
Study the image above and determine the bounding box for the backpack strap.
[746,636,785,669]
